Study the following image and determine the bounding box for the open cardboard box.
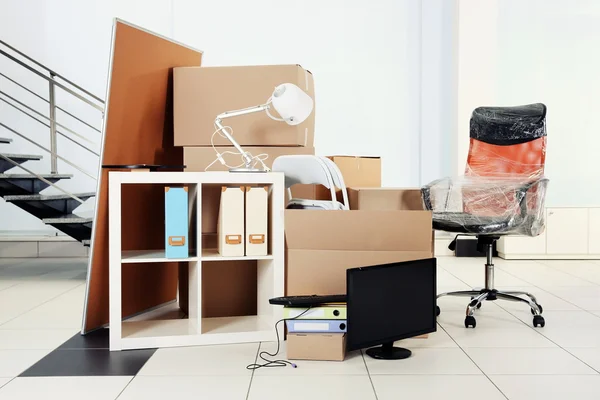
[285,209,433,296]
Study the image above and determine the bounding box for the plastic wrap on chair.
[422,176,548,236]
[422,103,548,237]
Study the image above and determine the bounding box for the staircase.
[0,40,104,245]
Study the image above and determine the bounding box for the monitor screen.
[346,258,437,352]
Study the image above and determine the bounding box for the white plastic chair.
[271,155,346,210]
[319,156,349,210]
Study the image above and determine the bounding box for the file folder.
[165,187,189,259]
[218,186,245,257]
[283,305,347,320]
[245,186,268,256]
[286,319,347,333]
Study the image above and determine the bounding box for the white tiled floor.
[1,256,600,399]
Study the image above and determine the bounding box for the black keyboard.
[269,294,347,307]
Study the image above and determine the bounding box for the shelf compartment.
[202,315,273,335]
[122,319,198,339]
[201,249,273,261]
[122,249,199,263]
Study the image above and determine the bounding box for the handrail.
[0,154,85,204]
[0,40,104,104]
[0,49,104,112]
[0,123,97,180]
[0,72,101,134]
[0,97,100,157]
[0,92,97,146]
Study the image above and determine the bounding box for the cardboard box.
[285,210,433,296]
[174,65,315,147]
[348,187,424,211]
[185,146,317,234]
[287,333,346,361]
[316,156,381,201]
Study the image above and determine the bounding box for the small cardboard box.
[348,187,424,211]
[174,65,315,147]
[316,156,381,201]
[287,333,346,361]
[285,210,433,296]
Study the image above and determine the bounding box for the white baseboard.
[0,236,88,258]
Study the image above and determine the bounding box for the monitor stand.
[365,342,412,360]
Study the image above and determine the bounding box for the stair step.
[0,138,13,144]
[0,153,43,173]
[0,173,73,196]
[3,192,95,219]
[43,214,93,242]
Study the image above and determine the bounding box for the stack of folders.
[284,303,347,333]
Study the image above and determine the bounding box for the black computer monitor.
[346,258,437,360]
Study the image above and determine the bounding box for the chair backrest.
[466,103,547,180]
[271,155,337,202]
[319,156,349,210]
[463,103,547,217]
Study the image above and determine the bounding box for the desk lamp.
[213,83,314,172]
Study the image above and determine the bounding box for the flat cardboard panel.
[83,20,202,333]
[174,65,315,146]
[287,333,346,361]
[316,156,381,201]
[284,210,432,251]
[286,249,432,295]
[348,188,424,211]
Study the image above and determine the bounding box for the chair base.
[437,236,546,329]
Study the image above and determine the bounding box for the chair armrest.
[421,177,453,211]
[516,177,549,217]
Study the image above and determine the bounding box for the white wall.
[0,0,455,234]
[458,0,600,207]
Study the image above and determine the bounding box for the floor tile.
[398,326,458,348]
[493,286,581,311]
[372,375,506,400]
[443,326,556,348]
[364,348,481,375]
[0,378,9,389]
[510,310,600,330]
[20,348,156,377]
[0,350,50,377]
[118,375,250,400]
[543,287,600,311]
[0,376,132,400]
[537,327,600,348]
[1,284,84,329]
[566,348,600,372]
[0,329,76,350]
[58,329,109,350]
[438,310,530,330]
[248,375,376,400]
[138,343,258,376]
[255,342,366,375]
[498,262,597,287]
[490,375,600,400]
[464,347,597,375]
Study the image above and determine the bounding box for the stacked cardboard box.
[173,64,317,322]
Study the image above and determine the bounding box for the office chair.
[422,103,549,329]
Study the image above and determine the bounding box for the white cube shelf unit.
[108,171,285,351]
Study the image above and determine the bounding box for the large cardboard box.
[184,146,317,233]
[316,156,381,201]
[174,65,315,147]
[285,210,433,296]
[287,333,346,361]
[348,187,424,211]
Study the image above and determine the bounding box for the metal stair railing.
[0,39,105,204]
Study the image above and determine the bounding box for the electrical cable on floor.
[246,307,312,370]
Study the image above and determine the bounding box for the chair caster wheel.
[533,315,545,328]
[436,306,440,317]
[531,304,543,315]
[465,315,476,328]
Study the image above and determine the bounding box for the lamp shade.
[271,83,314,126]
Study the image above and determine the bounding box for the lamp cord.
[246,307,312,371]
